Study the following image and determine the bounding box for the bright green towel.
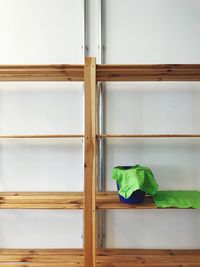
[153,191,200,208]
[112,165,159,199]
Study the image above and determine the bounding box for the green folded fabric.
[153,191,200,208]
[112,165,159,199]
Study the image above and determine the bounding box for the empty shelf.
[0,134,84,139]
[0,65,84,81]
[0,249,83,266]
[97,64,200,82]
[1,64,200,82]
[98,134,200,138]
[0,192,83,209]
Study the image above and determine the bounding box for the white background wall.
[0,0,200,249]
[0,0,84,248]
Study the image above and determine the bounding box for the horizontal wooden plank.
[98,264,200,267]
[0,192,198,209]
[0,192,155,209]
[98,249,200,256]
[0,265,82,267]
[97,255,200,264]
[97,249,200,265]
[97,64,200,81]
[0,264,197,266]
[0,134,84,139]
[0,249,83,255]
[0,249,83,263]
[97,192,157,209]
[0,264,198,267]
[98,134,200,138]
[1,191,200,210]
[1,64,200,82]
[0,65,84,81]
[0,192,84,209]
[0,249,200,266]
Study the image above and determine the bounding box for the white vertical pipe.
[83,0,88,58]
[98,0,106,248]
[82,0,88,242]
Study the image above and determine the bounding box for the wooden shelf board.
[0,192,155,210]
[97,64,200,82]
[1,64,200,82]
[0,191,199,210]
[0,192,84,209]
[98,134,200,138]
[0,65,84,81]
[0,134,84,139]
[0,249,200,266]
[97,192,157,209]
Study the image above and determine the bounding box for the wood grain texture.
[1,191,199,210]
[84,57,98,267]
[0,192,83,209]
[97,64,200,81]
[97,192,157,209]
[1,64,200,82]
[0,65,84,81]
[98,134,200,138]
[0,135,84,139]
[0,249,200,266]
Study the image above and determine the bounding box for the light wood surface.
[0,134,84,139]
[0,192,83,209]
[97,64,200,81]
[1,64,200,82]
[97,192,157,209]
[0,249,200,266]
[1,192,199,210]
[0,65,84,81]
[98,134,200,138]
[0,191,155,210]
[84,57,98,267]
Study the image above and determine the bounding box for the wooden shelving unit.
[0,58,200,266]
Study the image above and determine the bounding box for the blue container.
[117,183,145,204]
[116,166,145,204]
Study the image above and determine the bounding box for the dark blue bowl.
[117,183,145,204]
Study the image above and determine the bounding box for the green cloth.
[153,191,200,209]
[112,165,159,199]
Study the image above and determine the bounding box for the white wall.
[0,0,84,248]
[0,0,200,249]
[0,0,84,64]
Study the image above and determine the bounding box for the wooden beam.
[0,64,200,82]
[1,191,198,210]
[0,65,84,81]
[0,249,83,263]
[98,134,200,138]
[84,57,98,267]
[0,249,200,267]
[97,64,200,81]
[0,135,84,139]
[0,265,82,267]
[97,192,157,209]
[0,192,83,209]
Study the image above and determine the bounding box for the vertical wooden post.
[84,57,98,267]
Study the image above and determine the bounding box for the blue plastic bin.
[116,166,145,204]
[117,183,145,204]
